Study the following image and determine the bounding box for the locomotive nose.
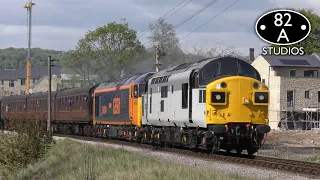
[206,76,269,124]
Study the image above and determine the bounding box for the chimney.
[249,48,254,62]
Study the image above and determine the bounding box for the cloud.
[179,31,267,56]
[0,25,87,50]
[268,0,320,13]
[0,0,319,57]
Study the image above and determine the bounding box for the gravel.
[53,136,319,180]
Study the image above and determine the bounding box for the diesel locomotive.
[0,56,271,155]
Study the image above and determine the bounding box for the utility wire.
[162,0,193,21]
[137,0,188,37]
[179,0,240,42]
[143,0,219,48]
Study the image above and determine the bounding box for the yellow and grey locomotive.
[141,57,270,154]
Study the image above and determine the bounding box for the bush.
[0,117,54,174]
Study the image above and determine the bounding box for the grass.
[256,148,320,164]
[1,139,251,180]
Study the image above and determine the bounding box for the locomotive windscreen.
[198,57,261,87]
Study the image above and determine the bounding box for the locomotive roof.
[56,84,98,97]
[0,94,29,102]
[152,57,254,77]
[152,57,215,77]
[96,72,155,90]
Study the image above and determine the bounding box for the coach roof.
[56,84,98,97]
[152,57,254,77]
[0,94,29,102]
[96,72,155,90]
[28,91,60,100]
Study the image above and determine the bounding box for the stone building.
[0,66,61,96]
[252,52,320,130]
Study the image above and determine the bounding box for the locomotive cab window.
[133,85,139,98]
[138,84,145,97]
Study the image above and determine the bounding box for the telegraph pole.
[155,45,166,72]
[46,56,59,132]
[24,0,35,95]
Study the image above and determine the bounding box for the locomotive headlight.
[215,94,221,100]
[211,91,226,104]
[259,95,264,100]
[254,92,269,104]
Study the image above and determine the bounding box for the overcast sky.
[0,0,319,56]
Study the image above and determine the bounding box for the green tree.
[271,8,320,55]
[65,22,145,81]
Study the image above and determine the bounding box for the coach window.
[182,83,188,109]
[75,96,79,109]
[84,96,88,109]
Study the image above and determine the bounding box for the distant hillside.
[0,47,69,70]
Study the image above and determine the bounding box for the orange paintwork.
[93,84,142,127]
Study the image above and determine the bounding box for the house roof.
[262,53,320,67]
[0,66,61,80]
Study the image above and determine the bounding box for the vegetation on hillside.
[0,47,68,69]
[1,139,250,180]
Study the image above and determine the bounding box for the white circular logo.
[216,94,221,100]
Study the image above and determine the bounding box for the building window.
[289,69,296,77]
[287,91,294,107]
[304,70,318,77]
[9,80,14,87]
[262,79,265,84]
[305,91,310,99]
[199,90,206,103]
[182,83,188,109]
[318,91,320,102]
[21,79,26,85]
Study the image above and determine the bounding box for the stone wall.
[30,75,61,94]
[280,77,320,110]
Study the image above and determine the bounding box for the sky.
[0,0,319,57]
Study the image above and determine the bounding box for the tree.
[192,43,242,58]
[64,22,145,81]
[64,38,96,84]
[147,18,185,68]
[271,9,320,55]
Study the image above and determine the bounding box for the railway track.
[53,133,320,179]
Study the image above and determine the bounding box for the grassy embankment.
[1,139,252,180]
